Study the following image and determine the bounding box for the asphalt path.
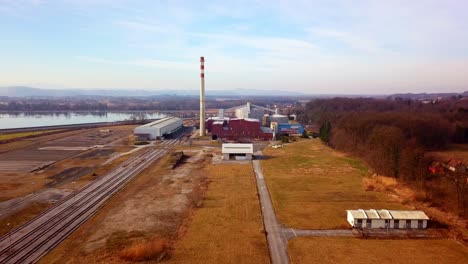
[252,153,289,264]
[253,151,354,264]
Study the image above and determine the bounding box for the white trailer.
[134,117,182,140]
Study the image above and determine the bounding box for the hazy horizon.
[1,1,467,94]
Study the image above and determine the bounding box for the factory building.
[222,143,254,160]
[346,209,429,229]
[134,117,182,140]
[270,122,305,136]
[263,114,289,126]
[206,118,274,141]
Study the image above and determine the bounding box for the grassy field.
[0,130,63,141]
[167,163,270,264]
[289,237,468,264]
[261,138,405,229]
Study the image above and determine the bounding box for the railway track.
[0,137,183,264]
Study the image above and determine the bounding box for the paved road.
[253,151,355,264]
[252,152,289,264]
[283,228,354,240]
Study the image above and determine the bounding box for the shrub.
[119,238,169,262]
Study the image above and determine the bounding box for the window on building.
[394,219,399,229]
[418,220,424,229]
[366,219,371,228]
[406,220,411,229]
[356,219,362,228]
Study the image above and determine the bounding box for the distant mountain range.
[0,86,466,99]
[0,86,304,97]
[388,91,468,100]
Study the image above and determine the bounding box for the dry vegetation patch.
[40,149,209,264]
[288,237,468,264]
[119,238,170,262]
[261,139,405,229]
[166,163,270,264]
[0,202,52,236]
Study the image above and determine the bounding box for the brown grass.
[289,237,468,264]
[39,148,207,264]
[119,238,169,262]
[0,202,52,236]
[261,139,406,229]
[166,164,270,264]
[364,173,468,240]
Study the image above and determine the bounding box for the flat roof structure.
[222,143,254,154]
[134,116,182,140]
[139,117,180,128]
[347,209,429,220]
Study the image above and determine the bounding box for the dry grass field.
[288,237,468,264]
[261,139,405,229]
[40,148,217,264]
[166,163,270,264]
[0,129,63,141]
[0,202,51,236]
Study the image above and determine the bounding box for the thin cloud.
[75,56,193,70]
[308,27,384,54]
[114,20,176,34]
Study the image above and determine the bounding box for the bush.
[119,238,169,262]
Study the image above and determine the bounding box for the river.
[0,112,166,129]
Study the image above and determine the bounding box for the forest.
[299,97,468,218]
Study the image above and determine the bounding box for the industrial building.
[263,113,289,126]
[270,122,305,136]
[206,118,274,141]
[134,117,182,140]
[346,209,429,229]
[225,102,278,123]
[222,143,254,160]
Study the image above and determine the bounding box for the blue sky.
[1,0,467,94]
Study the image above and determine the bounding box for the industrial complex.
[204,101,304,142]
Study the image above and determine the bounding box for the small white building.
[222,143,254,160]
[346,209,429,229]
[134,117,182,140]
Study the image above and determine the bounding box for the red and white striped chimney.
[199,56,206,136]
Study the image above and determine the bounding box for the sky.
[1,0,467,94]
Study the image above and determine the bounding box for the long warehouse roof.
[347,209,429,220]
[138,117,181,129]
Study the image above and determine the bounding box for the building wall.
[210,119,273,141]
[276,123,305,135]
[134,118,182,140]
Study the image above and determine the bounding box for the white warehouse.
[222,143,254,160]
[347,209,429,229]
[134,117,182,140]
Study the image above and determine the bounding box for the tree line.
[300,97,468,217]
[0,96,298,112]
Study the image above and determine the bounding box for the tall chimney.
[199,56,206,136]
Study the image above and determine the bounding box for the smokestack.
[199,56,206,136]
